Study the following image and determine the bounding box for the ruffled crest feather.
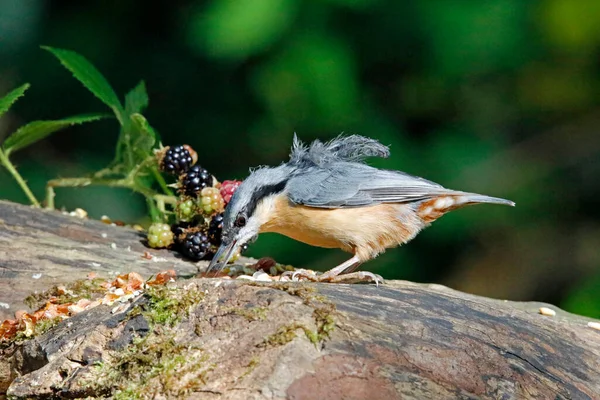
[289,133,390,167]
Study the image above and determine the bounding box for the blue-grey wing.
[287,162,453,208]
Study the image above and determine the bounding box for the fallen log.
[1,200,599,399]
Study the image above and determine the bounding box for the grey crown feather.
[289,134,390,167]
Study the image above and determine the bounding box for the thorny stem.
[0,148,41,207]
[45,155,174,215]
[45,176,162,210]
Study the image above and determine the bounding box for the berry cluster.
[181,230,212,260]
[146,223,174,249]
[200,187,225,214]
[160,145,197,175]
[147,144,245,263]
[181,165,213,197]
[220,180,242,204]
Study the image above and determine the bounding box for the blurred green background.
[1,0,599,316]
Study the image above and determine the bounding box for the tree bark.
[1,200,599,399]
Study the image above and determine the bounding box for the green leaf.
[42,46,126,123]
[3,113,109,155]
[109,113,160,174]
[0,83,30,119]
[130,113,159,158]
[125,81,149,115]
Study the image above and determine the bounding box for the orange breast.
[260,196,425,261]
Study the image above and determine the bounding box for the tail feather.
[417,192,514,222]
[460,193,515,207]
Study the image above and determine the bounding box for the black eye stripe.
[244,179,288,217]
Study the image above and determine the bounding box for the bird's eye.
[235,215,247,227]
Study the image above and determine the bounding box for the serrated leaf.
[130,113,159,159]
[125,81,149,116]
[3,113,109,155]
[0,83,30,119]
[42,46,126,124]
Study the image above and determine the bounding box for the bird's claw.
[281,269,383,286]
[281,269,318,281]
[328,271,384,286]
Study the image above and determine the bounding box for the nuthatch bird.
[208,135,514,283]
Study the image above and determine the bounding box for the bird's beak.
[207,240,238,275]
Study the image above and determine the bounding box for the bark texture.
[1,200,600,399]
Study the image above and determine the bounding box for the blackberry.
[220,180,242,204]
[207,213,224,246]
[180,165,213,197]
[181,231,212,260]
[176,198,198,221]
[147,223,174,249]
[160,145,195,175]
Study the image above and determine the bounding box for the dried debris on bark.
[1,200,600,399]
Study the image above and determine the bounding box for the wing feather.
[287,162,454,208]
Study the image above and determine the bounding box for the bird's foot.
[327,271,384,285]
[283,269,383,286]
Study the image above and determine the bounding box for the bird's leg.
[288,255,384,285]
[316,255,362,280]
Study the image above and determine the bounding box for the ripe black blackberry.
[181,165,213,197]
[207,213,224,246]
[181,231,212,260]
[161,145,195,175]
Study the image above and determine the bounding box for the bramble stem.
[0,148,41,207]
[45,176,161,210]
[152,167,173,196]
[153,194,177,214]
[146,197,161,222]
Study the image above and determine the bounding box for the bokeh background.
[1,0,599,316]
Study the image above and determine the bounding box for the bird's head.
[208,164,291,272]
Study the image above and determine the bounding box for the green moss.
[33,316,64,336]
[237,355,261,381]
[95,332,211,397]
[256,282,337,345]
[87,284,208,397]
[24,278,106,309]
[12,316,63,342]
[262,282,318,302]
[258,323,304,347]
[144,284,204,327]
[298,305,335,344]
[225,306,269,321]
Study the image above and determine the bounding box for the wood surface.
[1,200,599,399]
